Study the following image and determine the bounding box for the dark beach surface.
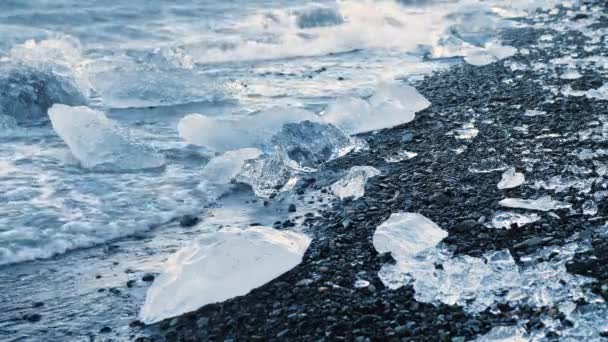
[141,3,608,341]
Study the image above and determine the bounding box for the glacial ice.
[322,83,429,135]
[199,148,263,200]
[452,122,479,140]
[475,326,528,342]
[497,168,525,189]
[140,226,311,324]
[330,166,381,200]
[384,150,418,163]
[178,107,321,152]
[582,200,598,216]
[490,211,540,229]
[534,175,594,194]
[234,152,292,198]
[48,105,166,171]
[271,121,356,170]
[498,196,571,211]
[464,42,517,66]
[376,215,599,316]
[524,109,547,117]
[372,213,448,257]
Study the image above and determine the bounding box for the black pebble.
[288,204,297,213]
[179,215,199,227]
[142,274,155,282]
[100,326,112,334]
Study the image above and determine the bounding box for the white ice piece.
[48,104,165,171]
[475,326,528,342]
[497,168,525,189]
[498,196,571,211]
[178,107,321,152]
[140,226,311,324]
[330,166,380,200]
[322,83,429,135]
[490,212,540,229]
[373,213,448,257]
[199,148,263,200]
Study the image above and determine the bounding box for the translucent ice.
[497,168,525,189]
[582,200,598,216]
[524,109,547,117]
[490,212,540,229]
[48,105,165,171]
[384,150,418,163]
[178,107,321,152]
[270,121,356,170]
[534,175,594,194]
[330,166,380,200]
[140,226,310,324]
[475,326,528,342]
[499,196,571,211]
[199,148,263,200]
[234,152,292,198]
[373,213,448,257]
[322,83,429,135]
[452,122,479,140]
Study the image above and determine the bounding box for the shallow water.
[0,0,558,339]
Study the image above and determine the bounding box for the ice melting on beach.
[234,152,292,198]
[375,215,600,317]
[322,83,430,135]
[48,105,165,171]
[384,150,418,163]
[199,148,263,200]
[330,166,380,200]
[452,122,479,140]
[140,226,310,324]
[475,326,528,342]
[499,196,571,211]
[490,211,540,229]
[271,120,358,170]
[178,108,320,152]
[497,168,525,189]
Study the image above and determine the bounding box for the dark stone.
[142,274,155,282]
[24,314,42,323]
[179,214,199,227]
[288,204,297,213]
[99,326,112,334]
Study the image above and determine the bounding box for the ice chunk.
[48,105,165,171]
[490,212,540,229]
[270,121,356,170]
[330,166,380,200]
[199,148,263,200]
[234,152,292,198]
[139,226,310,324]
[497,168,525,189]
[464,42,517,66]
[384,150,418,163]
[534,175,594,194]
[499,196,571,211]
[475,326,528,342]
[452,122,479,140]
[524,109,547,117]
[178,107,321,152]
[322,83,429,135]
[582,200,598,216]
[373,213,448,257]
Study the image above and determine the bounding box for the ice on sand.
[140,226,310,324]
[373,213,448,257]
[497,167,525,189]
[234,152,292,198]
[271,121,356,170]
[490,211,540,229]
[475,326,528,342]
[331,166,380,200]
[322,83,430,135]
[199,148,263,200]
[177,108,320,152]
[48,105,165,171]
[498,196,571,211]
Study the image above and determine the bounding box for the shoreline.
[149,3,608,341]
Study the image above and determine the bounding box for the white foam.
[140,226,310,324]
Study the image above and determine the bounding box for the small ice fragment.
[524,109,547,117]
[497,168,525,189]
[373,213,448,257]
[354,279,370,289]
[384,150,417,163]
[453,122,479,139]
[177,107,320,152]
[330,166,380,200]
[271,121,355,170]
[48,104,165,171]
[585,84,608,100]
[199,148,263,200]
[139,226,310,324]
[475,326,528,342]
[490,212,540,229]
[560,70,582,80]
[499,196,571,211]
[453,146,467,154]
[582,200,598,216]
[368,83,431,114]
[322,96,372,134]
[235,152,292,198]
